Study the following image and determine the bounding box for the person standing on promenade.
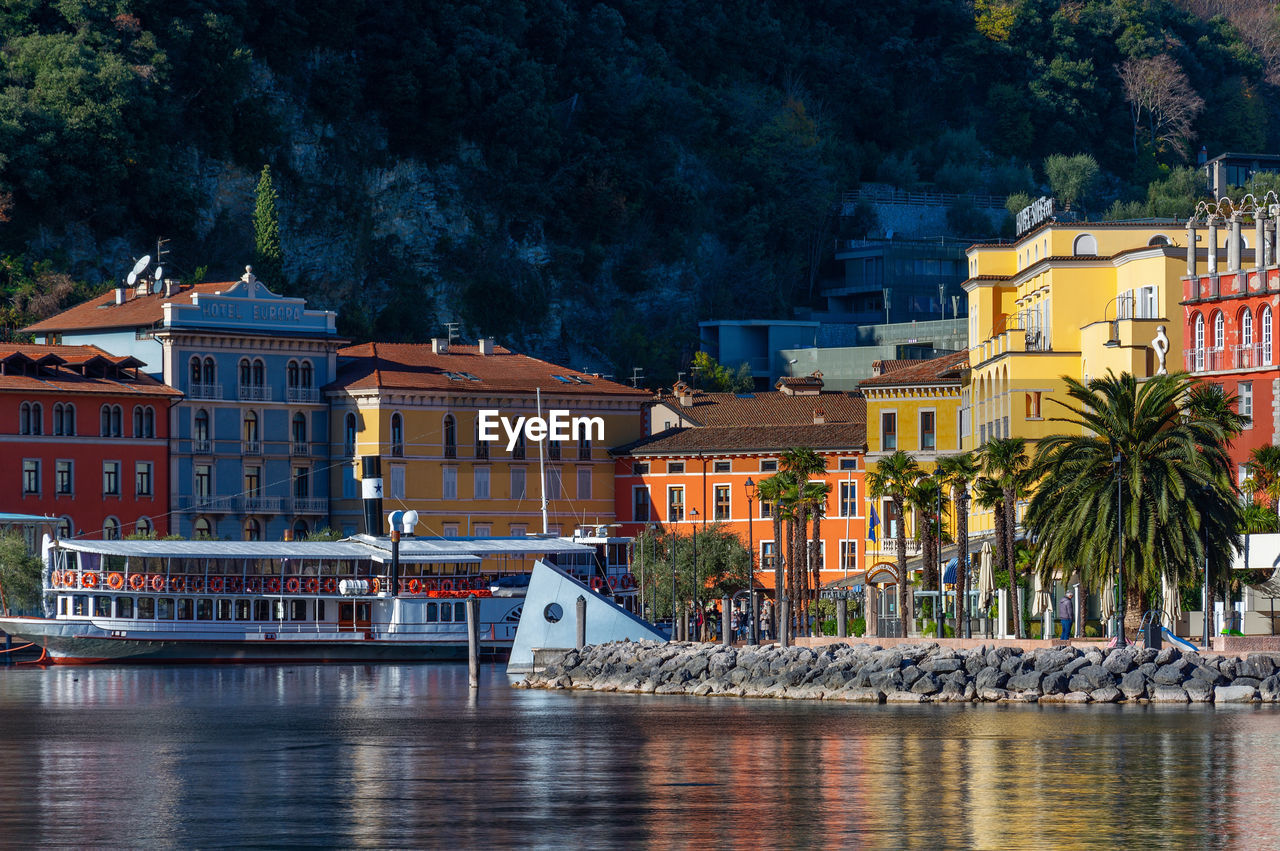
[1057,591,1074,640]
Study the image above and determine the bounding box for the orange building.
[611,377,868,596]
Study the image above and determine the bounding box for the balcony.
[243,440,262,456]
[177,495,234,513]
[189,383,222,400]
[868,539,922,557]
[1183,347,1273,374]
[240,496,283,513]
[238,384,272,402]
[292,497,328,514]
[1233,344,1274,370]
[291,442,311,457]
[192,439,212,455]
[286,386,320,403]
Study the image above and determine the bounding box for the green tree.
[0,532,42,615]
[253,164,283,289]
[757,472,789,617]
[691,351,754,392]
[1245,445,1280,522]
[1044,153,1099,212]
[939,451,981,636]
[979,437,1032,638]
[908,474,949,621]
[866,450,920,630]
[1025,372,1242,640]
[631,525,751,621]
[781,447,829,636]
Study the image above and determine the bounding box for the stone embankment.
[516,640,1280,704]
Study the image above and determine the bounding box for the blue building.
[26,267,344,540]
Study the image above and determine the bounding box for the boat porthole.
[543,603,563,624]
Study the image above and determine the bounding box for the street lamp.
[690,506,700,639]
[1113,453,1128,647]
[745,477,758,645]
[669,527,677,640]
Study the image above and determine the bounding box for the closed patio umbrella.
[1031,571,1053,617]
[1161,571,1181,629]
[1101,571,1115,621]
[977,541,994,608]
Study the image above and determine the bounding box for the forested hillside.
[0,0,1277,380]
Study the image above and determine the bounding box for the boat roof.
[347,534,597,559]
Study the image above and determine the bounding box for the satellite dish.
[126,271,138,286]
[131,255,151,276]
[153,266,163,283]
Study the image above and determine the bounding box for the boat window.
[58,596,68,616]
[157,598,174,619]
[254,600,270,621]
[315,600,326,621]
[95,596,111,617]
[73,595,88,616]
[137,597,155,619]
[116,597,133,619]
[454,602,465,622]
[426,602,437,621]
[217,599,233,620]
[290,600,307,621]
[235,600,251,620]
[356,603,370,622]
[177,599,194,620]
[196,599,213,620]
[439,603,452,623]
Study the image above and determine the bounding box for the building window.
[239,358,251,387]
[840,540,857,571]
[190,356,202,387]
[761,541,777,570]
[136,462,153,497]
[57,516,72,539]
[244,466,261,497]
[667,486,685,522]
[577,438,591,461]
[839,458,857,470]
[103,461,120,496]
[548,439,561,461]
[442,466,458,500]
[714,485,731,520]
[442,524,459,538]
[1239,381,1254,421]
[293,466,310,499]
[194,465,211,499]
[632,460,648,474]
[194,517,212,539]
[19,402,33,436]
[103,517,121,540]
[668,460,684,474]
[22,459,39,494]
[252,359,265,387]
[920,411,936,451]
[342,465,357,499]
[301,361,313,388]
[344,412,357,455]
[713,460,731,473]
[1264,306,1274,364]
[292,412,307,447]
[475,422,489,460]
[546,467,562,499]
[243,410,259,449]
[839,481,857,517]
[202,357,215,385]
[633,487,650,522]
[53,403,75,436]
[244,519,262,541]
[1213,311,1225,351]
[389,465,405,499]
[474,466,490,499]
[136,516,153,537]
[440,414,453,459]
[56,460,72,495]
[194,409,210,446]
[577,467,592,500]
[287,360,299,388]
[1194,313,1205,370]
[510,524,527,537]
[510,467,527,499]
[1242,308,1254,347]
[882,412,897,451]
[512,432,526,460]
[1026,392,1043,419]
[133,406,143,437]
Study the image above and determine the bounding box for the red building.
[1181,215,1276,481]
[0,345,180,539]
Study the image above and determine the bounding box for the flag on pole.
[869,504,880,543]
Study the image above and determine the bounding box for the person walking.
[1057,590,1074,641]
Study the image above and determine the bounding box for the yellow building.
[326,339,649,537]
[963,221,1188,535]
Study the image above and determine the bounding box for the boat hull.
[0,618,509,665]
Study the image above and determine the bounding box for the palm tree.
[1245,445,1280,522]
[757,473,789,634]
[939,451,980,637]
[867,450,920,633]
[1025,371,1242,641]
[908,475,945,615]
[802,479,831,634]
[973,474,1006,623]
[781,448,827,636]
[980,436,1032,638]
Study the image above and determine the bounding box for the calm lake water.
[0,663,1276,848]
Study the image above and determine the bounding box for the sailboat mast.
[538,387,549,534]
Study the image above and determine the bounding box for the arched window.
[439,413,451,459]
[239,358,251,387]
[1072,234,1098,256]
[190,357,202,387]
[243,411,259,444]
[1264,305,1274,365]
[512,432,526,460]
[194,409,210,444]
[58,516,72,539]
[103,517,121,540]
[29,402,41,435]
[475,420,489,459]
[252,359,265,387]
[133,406,144,437]
[1213,311,1225,351]
[392,412,406,457]
[202,357,215,385]
[100,404,111,436]
[300,361,313,387]
[579,437,591,460]
[292,519,309,539]
[243,518,261,541]
[344,412,357,455]
[1149,235,1171,247]
[53,403,75,436]
[135,516,153,537]
[111,405,122,437]
[143,406,155,438]
[287,360,300,388]
[193,517,213,539]
[1194,313,1205,371]
[1242,308,1254,347]
[292,412,307,446]
[19,402,32,435]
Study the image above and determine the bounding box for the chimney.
[813,408,826,425]
[431,338,449,354]
[115,285,126,305]
[674,381,693,407]
[478,337,495,355]
[164,278,174,297]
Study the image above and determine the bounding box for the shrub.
[852,617,866,637]
[1084,623,1100,638]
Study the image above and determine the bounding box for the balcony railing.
[177,495,234,513]
[243,440,262,456]
[238,384,272,402]
[1184,346,1273,373]
[240,496,283,513]
[189,383,222,400]
[286,386,320,403]
[291,442,310,457]
[291,497,327,514]
[869,539,923,556]
[192,439,212,455]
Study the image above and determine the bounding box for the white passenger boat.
[0,533,638,664]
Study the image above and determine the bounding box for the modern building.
[697,320,820,384]
[612,377,868,597]
[777,317,967,390]
[1201,150,1280,201]
[25,267,345,540]
[325,339,650,538]
[822,237,971,326]
[0,344,180,539]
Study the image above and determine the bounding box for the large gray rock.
[886,690,926,703]
[1183,679,1213,702]
[1000,655,1030,676]
[1033,649,1074,673]
[1090,686,1122,703]
[1150,685,1189,703]
[1244,654,1280,680]
[1214,685,1259,703]
[869,670,905,692]
[1261,675,1280,702]
[975,667,1009,691]
[1189,665,1228,687]
[1041,671,1070,695]
[1119,670,1147,700]
[1062,656,1090,677]
[1152,660,1192,685]
[979,688,1010,702]
[1103,650,1137,675]
[1063,691,1091,704]
[1068,665,1115,693]
[900,665,924,688]
[1154,647,1179,665]
[911,673,943,695]
[1007,670,1045,692]
[920,657,963,674]
[835,687,885,703]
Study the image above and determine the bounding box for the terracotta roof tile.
[871,358,928,376]
[611,423,867,456]
[327,342,650,397]
[0,344,180,396]
[23,282,233,333]
[652,390,865,428]
[858,350,969,388]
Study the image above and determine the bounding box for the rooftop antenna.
[445,322,460,344]
[630,367,644,388]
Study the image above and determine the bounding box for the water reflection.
[0,665,1276,847]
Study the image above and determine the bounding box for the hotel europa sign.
[1015,196,1055,236]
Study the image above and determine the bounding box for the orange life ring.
[107,572,124,590]
[171,576,186,593]
[424,578,438,591]
[369,577,381,593]
[305,578,319,594]
[129,573,145,591]
[285,577,301,594]
[150,574,165,592]
[190,577,205,593]
[247,577,262,593]
[209,577,225,593]
[51,570,62,588]
[266,578,281,593]
[82,572,99,589]
[439,578,454,591]
[589,576,603,590]
[228,577,243,592]
[607,575,618,590]
[408,578,422,594]
[621,574,636,590]
[323,577,337,593]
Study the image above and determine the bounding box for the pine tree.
[253,164,283,288]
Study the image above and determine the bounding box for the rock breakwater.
[516,640,1280,704]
